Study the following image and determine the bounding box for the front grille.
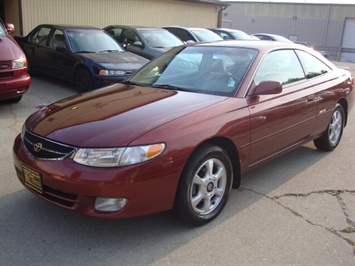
[0,60,11,70]
[23,130,77,159]
[43,185,78,208]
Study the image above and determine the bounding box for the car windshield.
[128,45,257,97]
[140,30,183,48]
[66,29,124,53]
[191,29,223,42]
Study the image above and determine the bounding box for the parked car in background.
[252,33,293,43]
[295,41,329,58]
[15,24,148,92]
[103,25,183,60]
[208,28,255,40]
[0,19,31,103]
[295,41,315,49]
[13,40,354,226]
[163,26,223,43]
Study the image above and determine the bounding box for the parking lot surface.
[1,62,354,265]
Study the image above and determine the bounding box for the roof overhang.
[176,0,229,7]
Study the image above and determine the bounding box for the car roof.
[163,26,208,31]
[253,33,282,38]
[192,40,297,50]
[36,24,102,31]
[209,28,245,32]
[104,25,167,31]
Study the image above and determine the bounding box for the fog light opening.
[94,198,128,212]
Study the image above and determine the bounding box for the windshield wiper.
[151,84,194,92]
[75,50,95,53]
[99,50,119,53]
[121,80,148,86]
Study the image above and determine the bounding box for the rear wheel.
[173,144,233,226]
[75,69,93,92]
[314,104,345,151]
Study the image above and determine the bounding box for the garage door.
[340,18,355,62]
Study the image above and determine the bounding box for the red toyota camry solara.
[13,41,354,225]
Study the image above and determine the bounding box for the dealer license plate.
[22,165,43,194]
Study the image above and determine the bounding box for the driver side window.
[254,50,306,87]
[49,29,66,50]
[122,30,141,46]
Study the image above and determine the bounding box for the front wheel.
[314,103,345,151]
[75,69,93,92]
[173,144,233,226]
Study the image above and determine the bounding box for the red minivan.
[0,19,31,103]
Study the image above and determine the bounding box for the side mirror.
[254,80,283,95]
[5,23,15,34]
[133,41,143,47]
[56,44,68,53]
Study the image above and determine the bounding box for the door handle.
[306,95,315,102]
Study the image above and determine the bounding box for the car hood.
[27,84,227,147]
[79,51,148,70]
[0,35,25,60]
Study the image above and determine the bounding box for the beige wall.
[19,0,220,35]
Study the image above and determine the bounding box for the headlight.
[99,70,126,76]
[12,57,26,69]
[73,143,165,167]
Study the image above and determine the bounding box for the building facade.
[1,0,226,36]
[222,2,355,62]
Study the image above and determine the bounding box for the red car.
[13,41,354,225]
[0,19,31,102]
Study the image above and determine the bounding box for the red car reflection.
[0,20,31,103]
[13,41,354,225]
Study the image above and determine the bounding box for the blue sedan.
[15,24,148,91]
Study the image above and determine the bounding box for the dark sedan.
[163,26,223,43]
[15,24,148,91]
[252,33,293,43]
[104,25,183,60]
[208,28,255,40]
[13,41,354,225]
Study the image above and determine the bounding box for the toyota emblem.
[34,143,43,152]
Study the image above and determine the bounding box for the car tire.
[314,103,345,151]
[75,69,93,92]
[7,96,22,103]
[173,144,233,226]
[26,57,37,76]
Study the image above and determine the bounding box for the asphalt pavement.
[0,61,354,265]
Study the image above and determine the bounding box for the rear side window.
[30,27,51,46]
[296,50,332,79]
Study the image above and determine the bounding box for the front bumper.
[13,134,181,219]
[0,70,31,101]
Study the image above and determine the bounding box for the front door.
[247,49,318,167]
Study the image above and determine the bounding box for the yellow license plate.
[22,165,43,194]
